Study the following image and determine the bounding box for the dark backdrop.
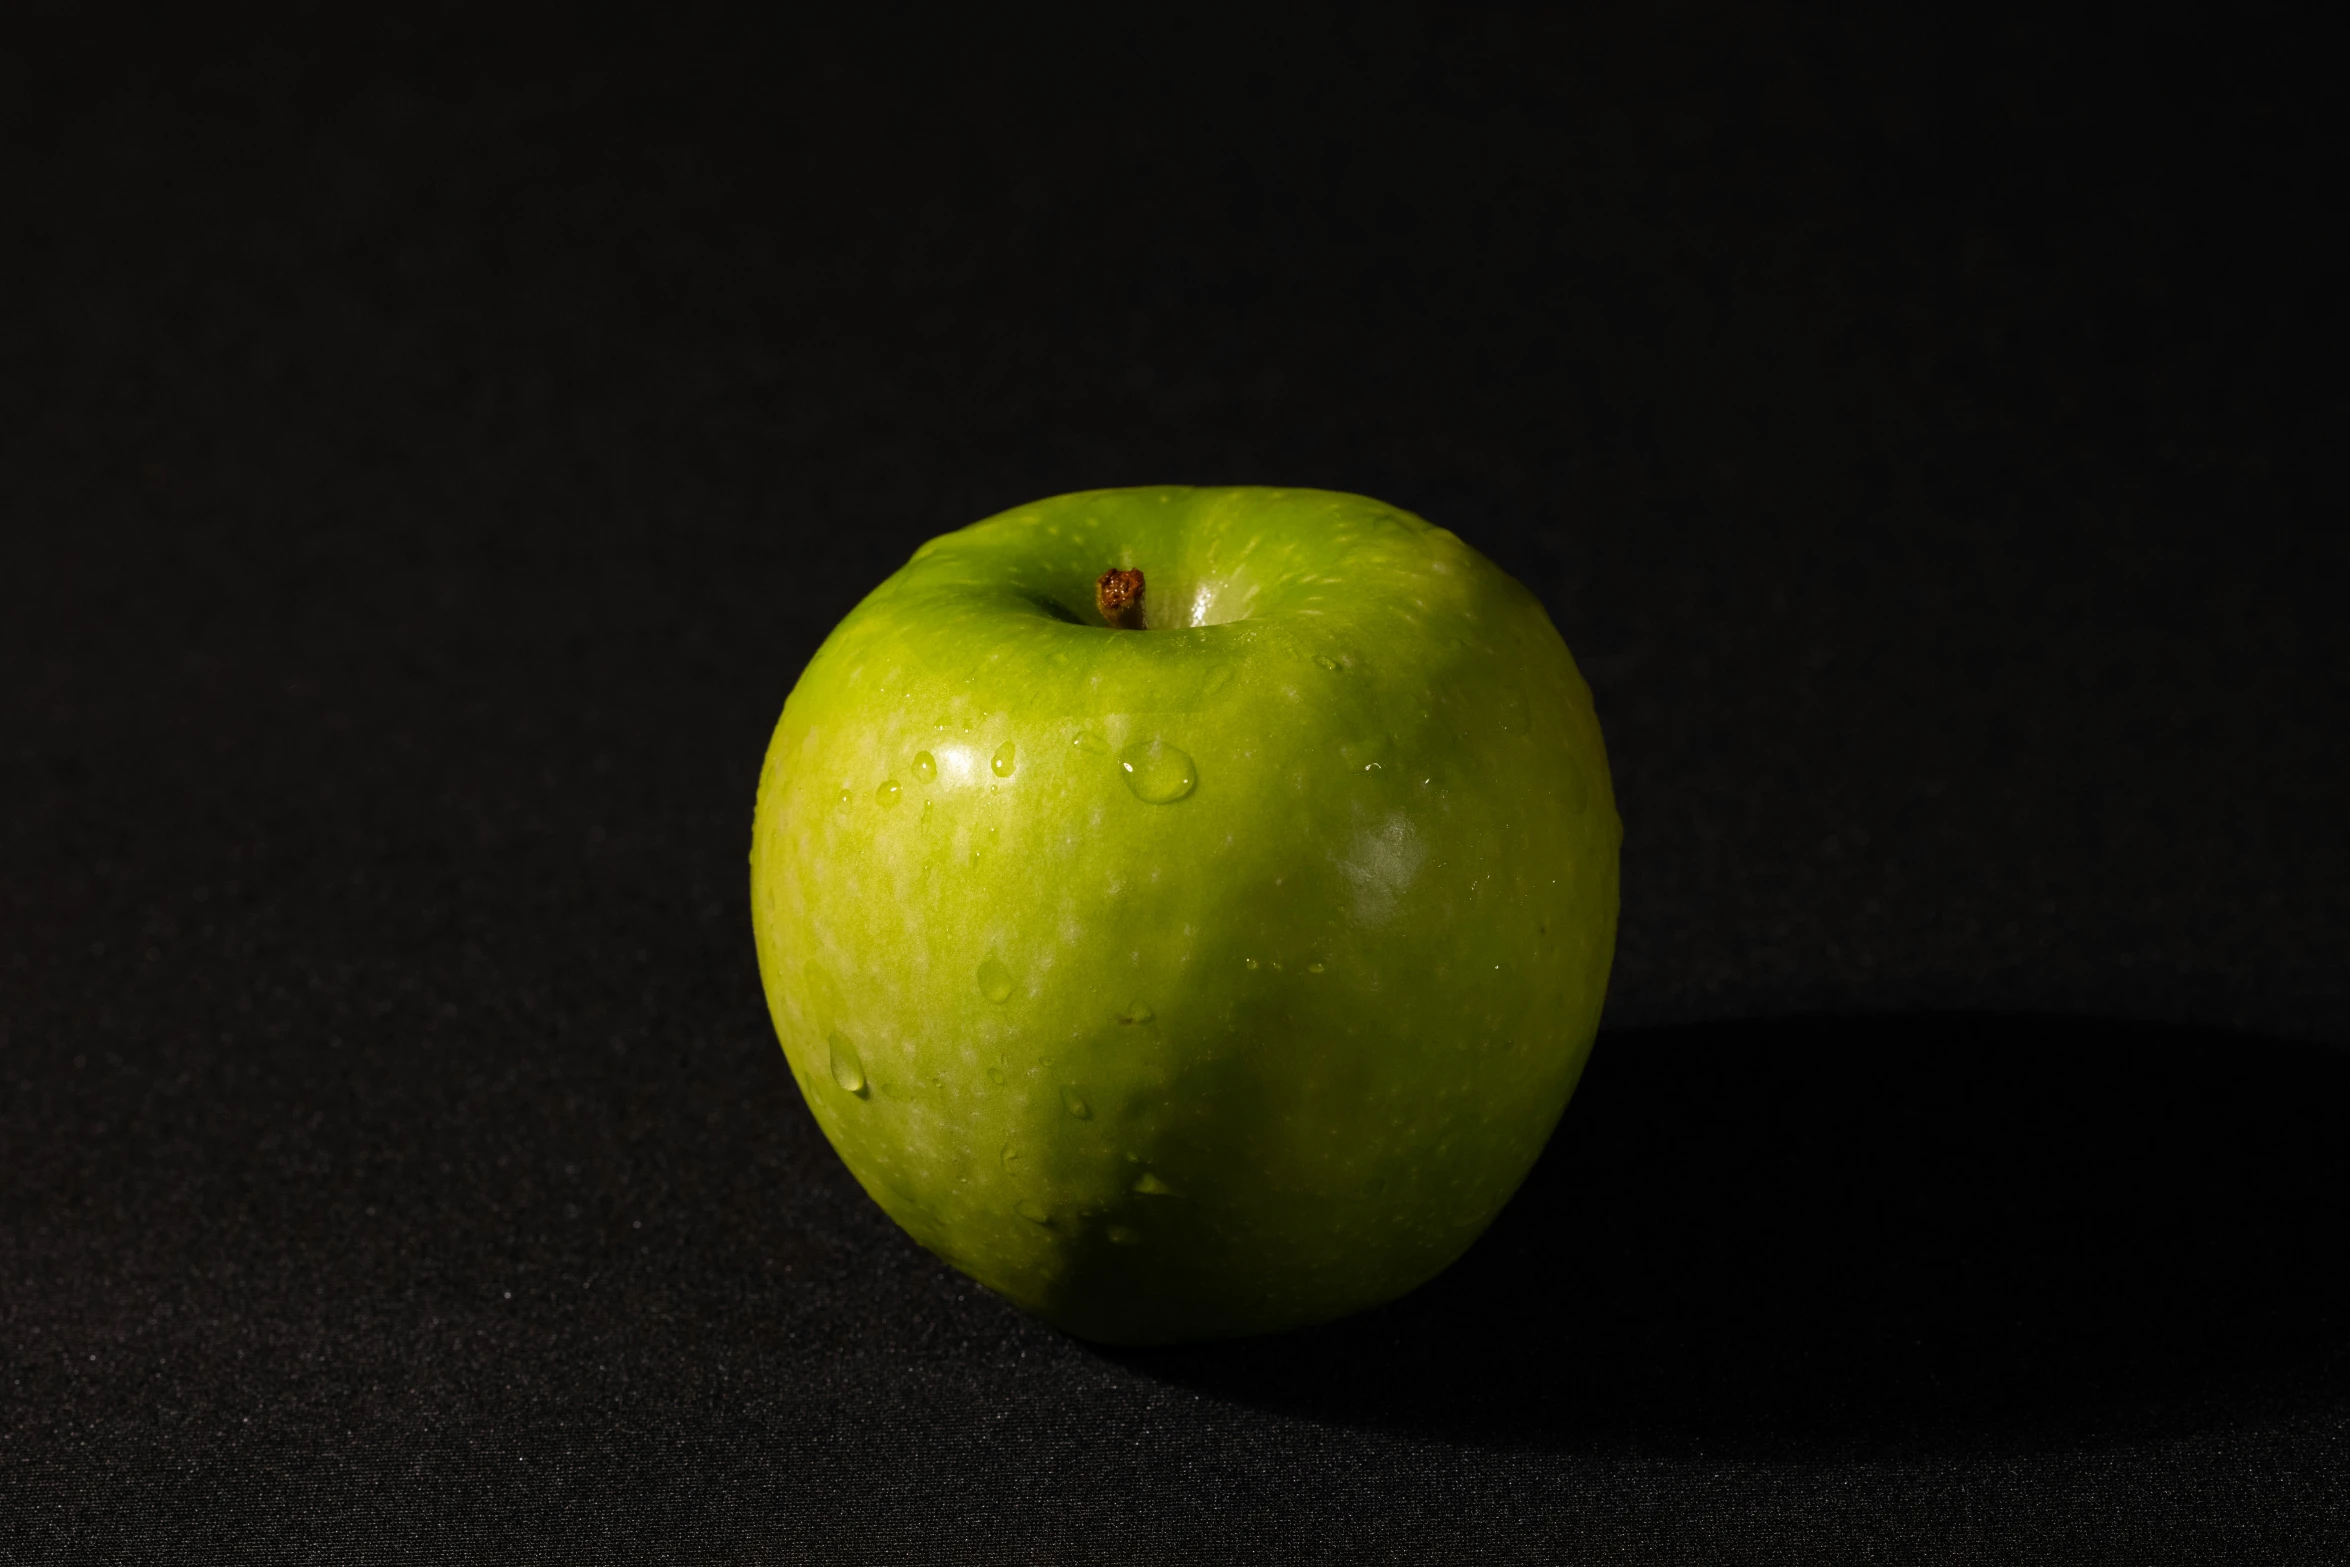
[5,7,2346,1561]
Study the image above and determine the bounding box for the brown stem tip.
[1096,567,1146,629]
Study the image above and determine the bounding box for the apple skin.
[750,487,1619,1344]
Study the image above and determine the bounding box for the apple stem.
[1097,568,1146,629]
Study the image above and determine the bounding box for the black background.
[6,6,2347,1560]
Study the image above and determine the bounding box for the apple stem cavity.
[1097,568,1146,629]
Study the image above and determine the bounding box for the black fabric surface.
[5,8,2346,1560]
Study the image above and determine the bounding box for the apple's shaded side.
[750,487,1619,1344]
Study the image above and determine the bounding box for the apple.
[750,486,1619,1344]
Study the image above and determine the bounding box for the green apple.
[750,486,1618,1344]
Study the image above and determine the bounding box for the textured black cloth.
[5,8,2346,1560]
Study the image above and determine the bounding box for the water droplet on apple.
[1362,762,1382,774]
[1000,1141,1025,1171]
[1243,957,1260,971]
[977,958,1014,1003]
[986,1064,1006,1085]
[876,779,901,806]
[1016,1200,1050,1224]
[1120,1000,1154,1024]
[913,751,937,784]
[1073,731,1109,755]
[1061,1088,1091,1120]
[1203,664,1236,698]
[1562,759,1591,815]
[1118,739,1197,803]
[1106,1224,1143,1246]
[1131,1171,1175,1196]
[825,1031,867,1096]
[836,789,852,807]
[1307,962,1325,974]
[1314,654,1338,671]
[992,741,1017,778]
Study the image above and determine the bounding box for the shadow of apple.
[1107,1013,2350,1457]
